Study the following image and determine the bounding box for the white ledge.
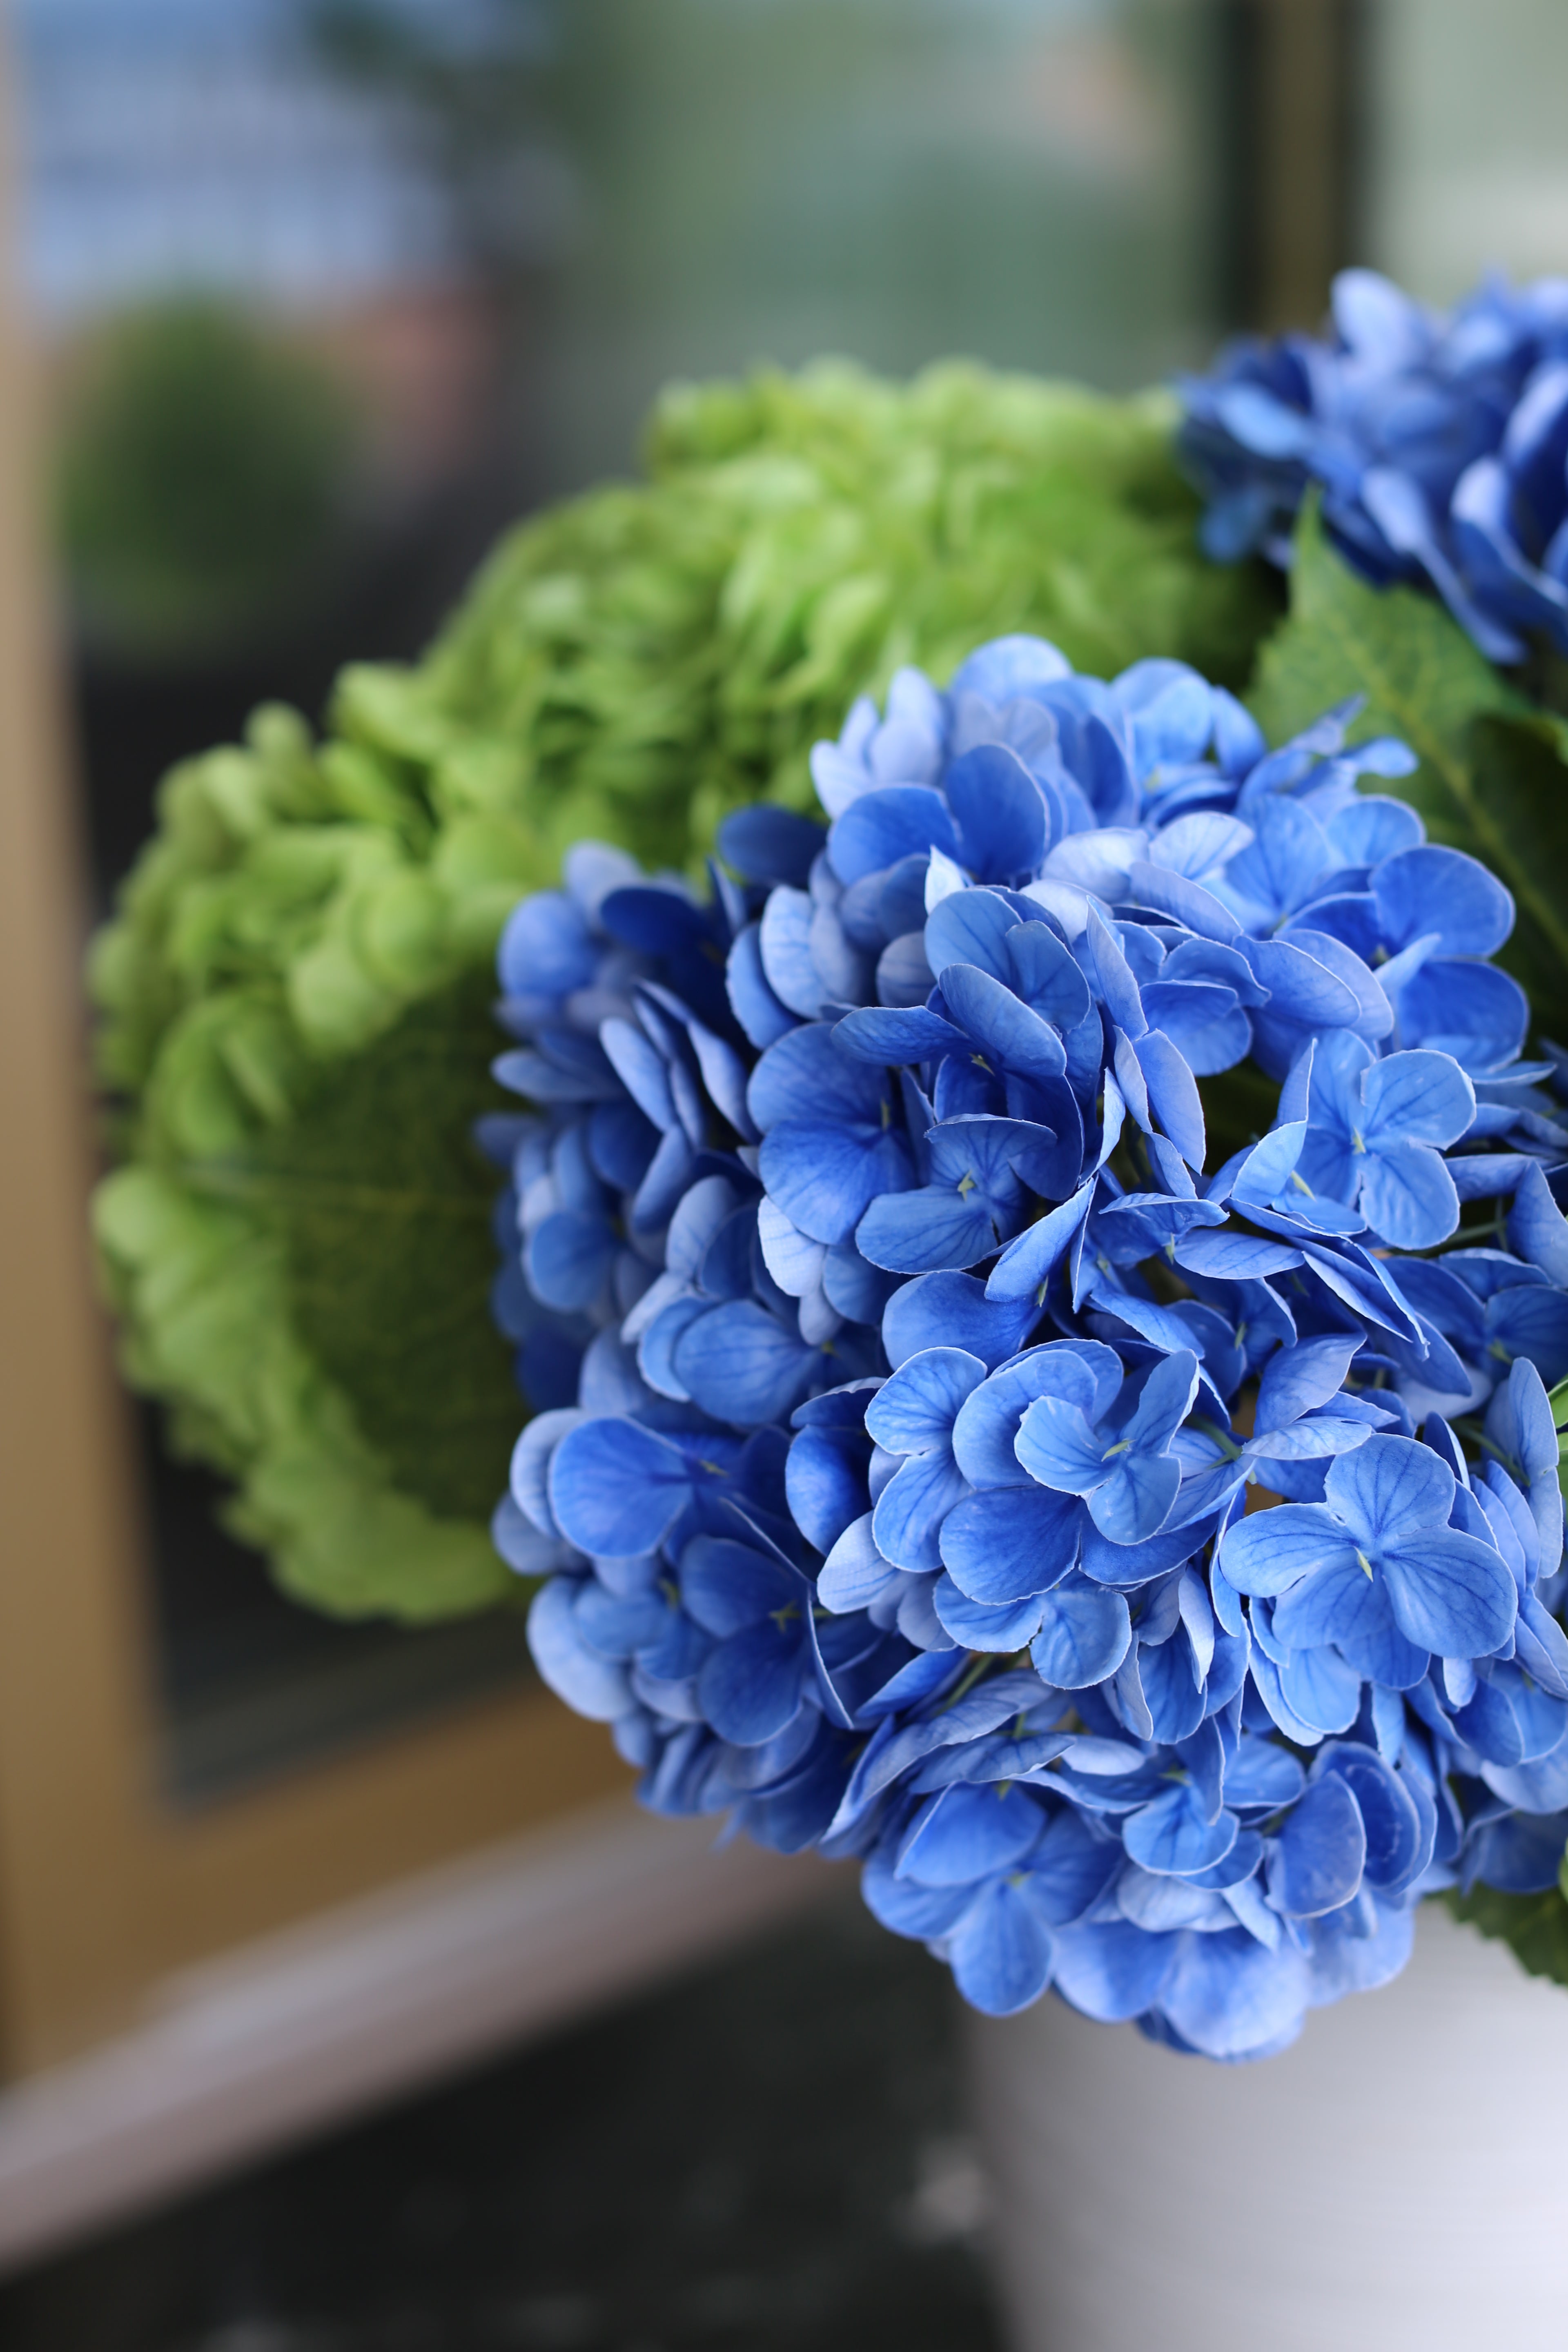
[0,1799,833,2273]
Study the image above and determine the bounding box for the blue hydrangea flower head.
[1178,266,1568,661]
[483,630,1568,2057]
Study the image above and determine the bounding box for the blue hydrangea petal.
[950,633,1071,703]
[1158,1928,1311,2060]
[759,1118,915,1247]
[861,1855,975,1939]
[1379,1529,1518,1657]
[1087,1450,1183,1546]
[984,1181,1096,1302]
[897,1781,1046,1886]
[1361,1046,1477,1149]
[951,1341,1118,1484]
[1130,1029,1206,1166]
[549,1418,724,1557]
[1016,1811,1123,1925]
[528,1577,633,1721]
[821,1242,900,1325]
[818,1513,901,1613]
[1220,1503,1356,1597]
[829,786,960,886]
[1014,1394,1109,1495]
[525,1209,616,1312]
[1323,1432,1454,1544]
[1031,1584,1132,1687]
[490,1494,575,1578]
[932,1576,1047,1652]
[698,1618,810,1746]
[673,1301,819,1428]
[726,921,797,1049]
[1254,1330,1363,1432]
[855,1185,1006,1274]
[940,1484,1082,1604]
[1123,1784,1239,1877]
[883,1271,1040,1371]
[1004,921,1094,1029]
[1465,1807,1568,1894]
[786,1426,871,1556]
[1315,1744,1425,1895]
[757,887,831,1019]
[1397,959,1528,1069]
[498,891,597,998]
[1274,1643,1361,1735]
[1125,1348,1203,1450]
[832,1005,968,1064]
[939,962,1069,1077]
[1357,1141,1460,1251]
[1050,1920,1179,2024]
[872,1448,972,1574]
[717,805,827,888]
[947,1878,1056,2016]
[923,886,1021,983]
[865,1346,987,1454]
[1506,1160,1568,1283]
[509,1407,584,1538]
[1270,1561,1428,1687]
[680,1534,795,1635]
[944,744,1049,882]
[1376,841,1517,964]
[748,1020,890,1130]
[1271,1773,1367,1917]
[1243,934,1363,1033]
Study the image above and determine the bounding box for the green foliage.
[1250,501,1568,1041]
[61,300,356,656]
[251,972,521,1523]
[1446,1882,1568,1989]
[92,360,1276,1624]
[93,982,519,1625]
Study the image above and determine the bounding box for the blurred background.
[2,1,1567,2343]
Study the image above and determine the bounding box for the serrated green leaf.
[1249,501,1568,1034]
[1446,1883,1568,1989]
[1467,714,1568,1042]
[241,973,520,1526]
[1248,498,1515,843]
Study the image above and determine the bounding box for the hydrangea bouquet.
[485,630,1568,2058]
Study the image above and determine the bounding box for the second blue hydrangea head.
[1178,266,1568,662]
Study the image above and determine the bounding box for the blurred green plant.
[92,359,1277,1623]
[60,299,358,658]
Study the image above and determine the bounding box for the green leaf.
[1446,1884,1568,1989]
[193,971,521,1528]
[1467,715,1568,1043]
[1250,500,1568,1035]
[1249,498,1514,840]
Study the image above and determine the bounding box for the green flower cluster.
[90,359,1276,1625]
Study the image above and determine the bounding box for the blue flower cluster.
[1178,267,1568,662]
[483,635,1568,2058]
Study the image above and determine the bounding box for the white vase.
[968,1902,1568,2352]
